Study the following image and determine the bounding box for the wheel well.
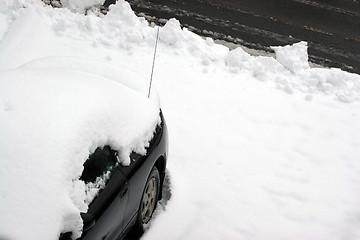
[154,156,166,199]
[154,156,165,179]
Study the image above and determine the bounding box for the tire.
[136,167,160,231]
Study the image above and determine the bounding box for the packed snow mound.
[0,68,160,239]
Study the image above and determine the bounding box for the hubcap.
[141,177,157,224]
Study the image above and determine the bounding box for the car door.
[80,146,130,240]
[115,152,145,229]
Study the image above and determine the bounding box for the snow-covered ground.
[0,0,360,239]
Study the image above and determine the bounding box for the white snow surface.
[0,0,360,240]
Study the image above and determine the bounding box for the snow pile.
[1,0,357,105]
[0,0,360,239]
[156,18,360,102]
[51,0,152,51]
[225,41,360,102]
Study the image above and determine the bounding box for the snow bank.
[1,0,358,105]
[156,17,360,103]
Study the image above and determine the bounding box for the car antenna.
[148,26,160,98]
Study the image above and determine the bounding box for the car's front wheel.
[138,167,160,228]
[124,167,161,240]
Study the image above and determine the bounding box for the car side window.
[80,146,116,184]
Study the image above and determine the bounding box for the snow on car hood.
[19,56,161,104]
[0,67,160,239]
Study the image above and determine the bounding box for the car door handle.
[120,187,128,198]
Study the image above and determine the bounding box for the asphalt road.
[106,0,360,74]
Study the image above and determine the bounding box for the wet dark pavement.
[106,0,360,74]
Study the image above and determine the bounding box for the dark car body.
[61,112,168,240]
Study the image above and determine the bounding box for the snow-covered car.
[0,60,168,240]
[67,117,168,240]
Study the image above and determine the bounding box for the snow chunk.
[272,41,310,73]
[84,170,112,204]
[160,18,184,45]
[60,0,105,13]
[226,47,252,70]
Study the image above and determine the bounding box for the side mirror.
[59,232,72,240]
[81,212,96,232]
